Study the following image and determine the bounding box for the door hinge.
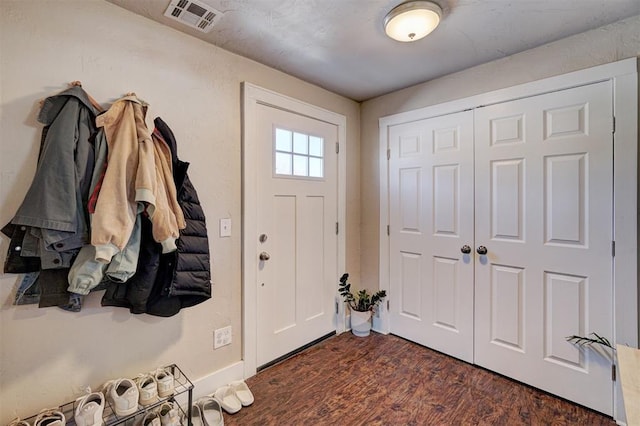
[612,364,616,381]
[335,301,339,315]
[387,299,390,310]
[336,222,339,235]
[612,116,616,134]
[387,225,390,236]
[387,148,391,160]
[612,241,615,257]
[336,142,339,154]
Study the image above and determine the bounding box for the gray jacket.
[6,86,98,269]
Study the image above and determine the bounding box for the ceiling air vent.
[164,0,223,33]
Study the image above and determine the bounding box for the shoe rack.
[21,364,194,426]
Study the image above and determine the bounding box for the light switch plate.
[220,218,231,237]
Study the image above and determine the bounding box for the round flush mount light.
[384,0,442,42]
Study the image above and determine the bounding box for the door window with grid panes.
[274,127,324,178]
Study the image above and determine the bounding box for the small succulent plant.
[338,273,387,312]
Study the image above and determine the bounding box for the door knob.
[476,246,488,255]
[259,251,270,261]
[461,245,471,254]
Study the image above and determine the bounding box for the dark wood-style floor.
[225,332,615,425]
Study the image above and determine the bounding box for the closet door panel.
[474,81,613,415]
[489,264,525,352]
[491,159,525,241]
[433,164,459,236]
[544,153,587,246]
[389,110,474,363]
[399,251,423,320]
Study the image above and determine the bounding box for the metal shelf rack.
[22,364,193,426]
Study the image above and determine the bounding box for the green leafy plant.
[566,332,614,350]
[338,273,387,312]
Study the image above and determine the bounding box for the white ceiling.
[108,0,640,101]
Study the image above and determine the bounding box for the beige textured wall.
[0,0,360,421]
[359,14,640,292]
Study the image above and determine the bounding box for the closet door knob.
[476,246,488,255]
[461,245,471,254]
[259,251,271,261]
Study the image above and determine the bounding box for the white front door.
[474,81,614,414]
[388,110,475,363]
[255,103,338,368]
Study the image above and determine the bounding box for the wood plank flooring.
[225,332,615,425]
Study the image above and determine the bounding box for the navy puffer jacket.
[102,117,212,316]
[144,117,212,316]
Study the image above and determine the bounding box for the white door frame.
[378,58,637,423]
[242,82,347,378]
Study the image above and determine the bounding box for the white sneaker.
[74,389,105,426]
[158,401,181,426]
[135,373,159,406]
[138,411,161,426]
[34,408,65,426]
[103,378,139,416]
[154,368,175,398]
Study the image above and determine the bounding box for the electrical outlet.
[214,326,232,349]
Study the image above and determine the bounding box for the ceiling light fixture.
[384,0,442,42]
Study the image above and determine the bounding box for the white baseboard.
[173,361,245,406]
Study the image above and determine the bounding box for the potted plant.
[338,273,387,337]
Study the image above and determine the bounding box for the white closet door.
[388,110,475,363]
[474,81,614,415]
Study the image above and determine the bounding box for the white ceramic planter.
[350,310,372,337]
